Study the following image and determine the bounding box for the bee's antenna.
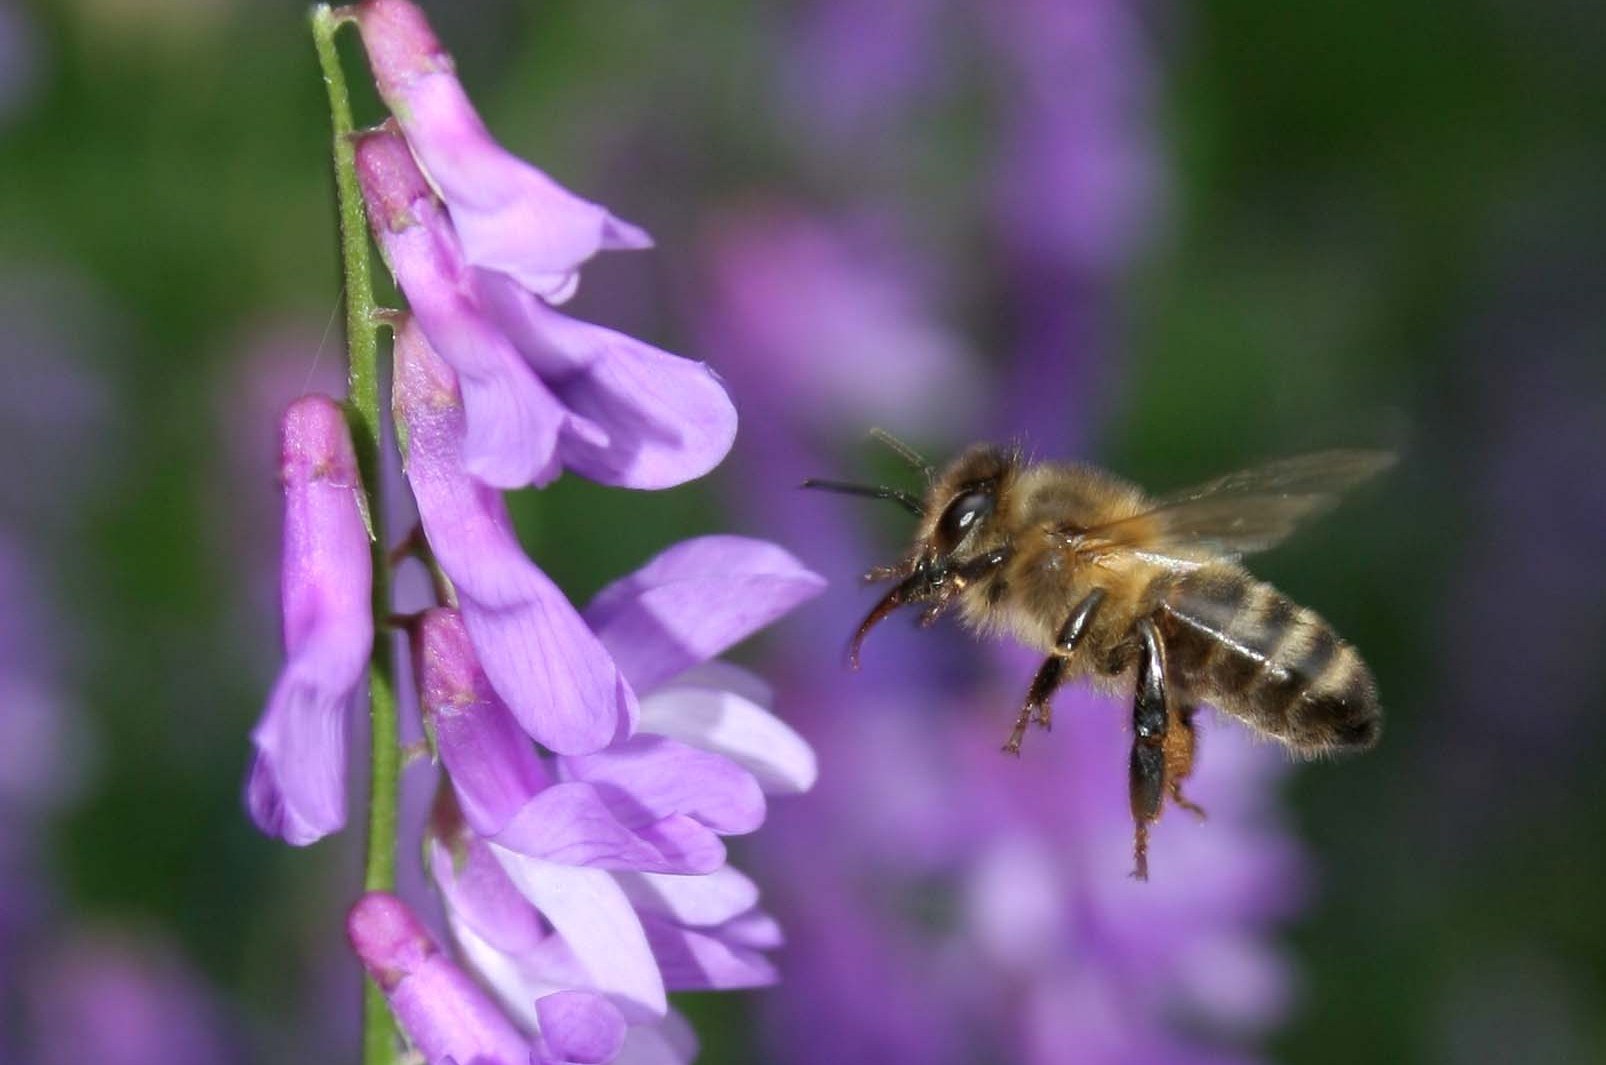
[800,479,924,516]
[868,428,934,480]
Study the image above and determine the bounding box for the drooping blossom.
[245,394,374,845]
[350,0,649,301]
[391,317,632,755]
[357,126,736,492]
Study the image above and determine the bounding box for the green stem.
[311,7,401,1065]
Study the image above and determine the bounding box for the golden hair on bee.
[806,439,1393,880]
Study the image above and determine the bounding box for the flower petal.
[246,395,373,845]
[710,909,784,951]
[508,302,737,490]
[639,913,778,991]
[613,1012,697,1065]
[534,990,627,1065]
[352,0,650,301]
[585,536,825,692]
[347,892,531,1065]
[490,782,725,875]
[638,683,817,795]
[357,129,569,489]
[393,319,635,754]
[490,849,667,1021]
[614,867,760,928]
[426,825,549,957]
[560,735,766,836]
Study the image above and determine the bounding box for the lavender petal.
[637,681,817,796]
[585,536,825,692]
[559,734,766,836]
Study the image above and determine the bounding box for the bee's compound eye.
[937,489,994,551]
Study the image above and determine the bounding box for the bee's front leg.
[1004,655,1067,755]
[925,547,1013,628]
[1002,587,1105,753]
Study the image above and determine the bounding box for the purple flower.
[357,128,736,491]
[392,317,632,755]
[350,0,649,302]
[404,527,821,1060]
[245,394,374,845]
[417,608,734,874]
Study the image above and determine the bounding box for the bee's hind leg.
[1128,617,1170,881]
[1002,588,1107,754]
[1165,704,1207,820]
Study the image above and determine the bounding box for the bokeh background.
[2,0,1603,1062]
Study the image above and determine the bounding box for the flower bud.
[245,394,372,845]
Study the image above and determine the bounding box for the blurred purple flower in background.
[784,0,949,146]
[0,0,41,127]
[0,335,232,1064]
[21,933,234,1065]
[0,268,119,533]
[984,0,1165,452]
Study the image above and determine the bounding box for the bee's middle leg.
[1128,617,1169,881]
[1003,588,1106,754]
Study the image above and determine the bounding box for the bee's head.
[803,441,1020,668]
[916,444,1016,566]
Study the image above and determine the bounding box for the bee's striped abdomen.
[1157,566,1381,755]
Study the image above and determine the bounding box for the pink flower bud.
[347,892,532,1065]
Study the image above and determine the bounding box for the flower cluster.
[245,2,822,1061]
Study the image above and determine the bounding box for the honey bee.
[806,439,1392,879]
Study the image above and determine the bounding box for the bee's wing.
[1077,450,1395,559]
